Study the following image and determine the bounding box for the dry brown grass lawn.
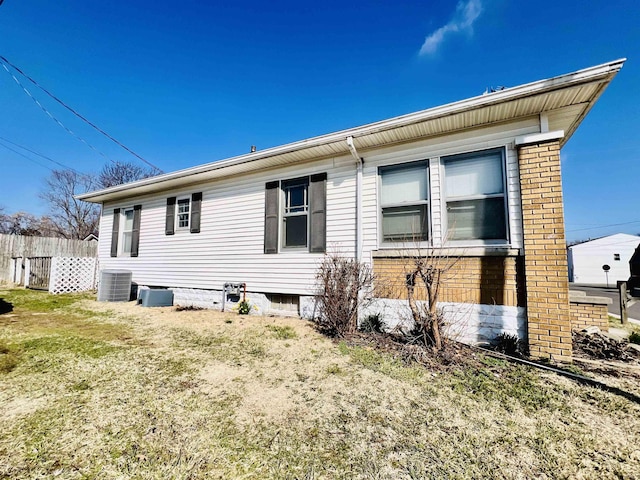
[1,288,640,479]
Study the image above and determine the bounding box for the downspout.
[346,136,364,261]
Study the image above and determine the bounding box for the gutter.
[76,58,625,203]
[346,136,364,262]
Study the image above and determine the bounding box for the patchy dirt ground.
[2,289,640,479]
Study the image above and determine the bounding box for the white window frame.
[441,147,510,246]
[176,197,191,230]
[378,160,431,248]
[280,177,310,250]
[120,207,134,256]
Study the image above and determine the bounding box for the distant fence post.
[9,258,17,284]
[618,280,628,325]
[24,258,31,288]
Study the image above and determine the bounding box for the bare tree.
[98,161,156,188]
[40,170,100,239]
[0,211,42,235]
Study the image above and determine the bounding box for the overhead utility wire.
[0,60,114,165]
[566,220,640,233]
[0,55,163,173]
[0,135,81,173]
[0,140,54,172]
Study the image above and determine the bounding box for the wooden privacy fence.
[25,257,52,290]
[23,256,99,293]
[0,234,97,284]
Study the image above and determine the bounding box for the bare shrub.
[314,252,376,337]
[403,247,459,351]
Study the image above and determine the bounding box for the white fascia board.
[515,130,565,146]
[76,58,625,203]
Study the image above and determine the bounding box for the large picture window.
[443,148,507,242]
[380,162,429,243]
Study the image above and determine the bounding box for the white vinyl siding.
[97,117,537,294]
[98,159,355,295]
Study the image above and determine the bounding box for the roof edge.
[77,58,626,202]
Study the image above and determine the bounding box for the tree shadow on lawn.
[0,298,13,315]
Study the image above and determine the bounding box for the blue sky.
[0,0,638,242]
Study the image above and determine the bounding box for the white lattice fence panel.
[49,257,98,294]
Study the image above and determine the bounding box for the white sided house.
[78,59,625,362]
[569,233,640,286]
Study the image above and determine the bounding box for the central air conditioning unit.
[97,269,132,302]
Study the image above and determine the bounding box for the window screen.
[380,162,429,243]
[444,149,507,241]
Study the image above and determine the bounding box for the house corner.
[518,138,572,362]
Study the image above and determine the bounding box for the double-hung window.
[177,198,190,229]
[443,148,507,242]
[264,173,326,254]
[282,177,309,248]
[121,208,135,254]
[165,193,202,235]
[380,162,429,243]
[110,205,141,257]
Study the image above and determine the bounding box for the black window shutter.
[110,208,120,257]
[190,192,202,234]
[131,205,142,257]
[165,197,176,235]
[309,173,327,253]
[264,181,279,254]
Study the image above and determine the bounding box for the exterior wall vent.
[97,269,132,302]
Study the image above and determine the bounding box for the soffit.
[77,60,624,204]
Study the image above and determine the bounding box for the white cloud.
[419,0,483,56]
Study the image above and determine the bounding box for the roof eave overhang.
[77,58,625,204]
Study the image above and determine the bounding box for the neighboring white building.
[568,233,640,286]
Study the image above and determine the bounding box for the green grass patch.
[0,341,20,374]
[265,324,297,340]
[339,343,425,383]
[0,289,92,312]
[325,363,343,375]
[447,365,569,413]
[173,328,267,363]
[20,335,118,360]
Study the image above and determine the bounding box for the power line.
[566,220,640,233]
[0,140,54,172]
[0,135,81,173]
[0,60,115,165]
[0,54,163,173]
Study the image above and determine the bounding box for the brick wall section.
[373,255,525,307]
[569,302,609,332]
[518,140,572,362]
